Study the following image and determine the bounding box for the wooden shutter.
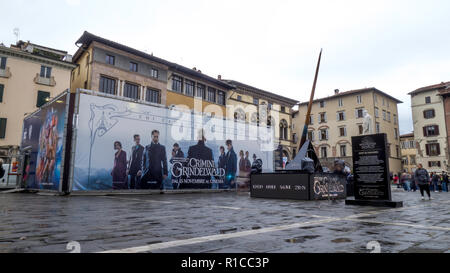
[0,118,6,139]
[326,129,329,140]
[437,143,441,155]
[435,125,440,136]
[425,144,430,156]
[319,130,322,141]
[0,84,3,102]
[423,127,427,137]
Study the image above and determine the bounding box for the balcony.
[34,73,56,86]
[0,67,11,78]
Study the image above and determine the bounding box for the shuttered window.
[423,125,439,137]
[36,91,50,107]
[146,88,160,104]
[99,76,116,95]
[123,82,140,100]
[425,143,440,156]
[0,118,6,139]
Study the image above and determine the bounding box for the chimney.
[334,89,339,94]
[193,67,197,71]
[218,75,222,80]
[198,70,202,73]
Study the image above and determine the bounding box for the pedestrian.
[401,172,411,192]
[410,172,417,192]
[431,172,440,193]
[414,163,432,200]
[442,171,449,192]
[0,159,5,179]
[393,174,400,188]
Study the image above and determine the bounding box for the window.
[253,98,259,105]
[217,91,226,105]
[40,66,52,78]
[337,111,345,121]
[172,75,183,92]
[358,124,363,135]
[410,155,416,165]
[382,98,385,106]
[373,94,378,104]
[394,114,397,124]
[268,102,273,110]
[307,131,314,141]
[402,156,409,165]
[375,107,379,118]
[237,95,242,101]
[428,161,441,168]
[340,145,347,157]
[387,100,390,108]
[279,119,288,140]
[319,128,328,140]
[356,108,364,118]
[319,101,325,108]
[146,88,160,104]
[387,112,391,122]
[36,91,50,107]
[185,80,195,96]
[357,95,362,104]
[425,96,431,104]
[130,62,138,72]
[320,147,328,158]
[394,128,398,139]
[106,55,115,65]
[376,122,380,133]
[423,109,435,119]
[309,115,314,125]
[0,118,6,139]
[423,125,439,137]
[0,84,4,102]
[339,127,347,137]
[281,106,286,113]
[319,112,327,123]
[338,98,343,107]
[207,87,216,102]
[99,76,116,95]
[382,110,386,120]
[123,82,140,100]
[396,145,400,158]
[425,143,440,156]
[0,57,6,70]
[195,83,205,99]
[151,68,158,78]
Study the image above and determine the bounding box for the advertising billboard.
[21,93,68,191]
[71,92,274,191]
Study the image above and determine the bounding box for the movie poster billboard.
[21,93,68,191]
[71,92,274,191]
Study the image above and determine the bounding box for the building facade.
[292,88,402,174]
[71,32,233,117]
[409,82,450,172]
[400,133,417,173]
[222,80,298,168]
[0,41,75,161]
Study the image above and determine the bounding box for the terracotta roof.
[400,132,414,138]
[409,81,450,95]
[73,31,234,90]
[222,79,299,106]
[298,87,403,106]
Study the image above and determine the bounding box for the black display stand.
[346,133,403,208]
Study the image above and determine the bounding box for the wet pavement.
[0,188,449,253]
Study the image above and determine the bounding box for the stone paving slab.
[0,189,449,253]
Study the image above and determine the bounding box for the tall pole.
[297,49,322,153]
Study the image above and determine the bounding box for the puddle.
[285,235,321,243]
[332,238,352,243]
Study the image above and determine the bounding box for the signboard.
[71,92,274,191]
[310,173,346,200]
[250,172,310,200]
[21,93,68,191]
[351,133,391,201]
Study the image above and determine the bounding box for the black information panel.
[352,133,391,201]
[310,173,347,200]
[250,172,310,200]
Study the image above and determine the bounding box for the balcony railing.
[0,67,11,78]
[34,73,56,86]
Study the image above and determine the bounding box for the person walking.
[401,172,411,192]
[410,172,417,192]
[442,171,449,192]
[414,163,432,200]
[393,174,400,188]
[431,172,440,193]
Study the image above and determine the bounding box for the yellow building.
[0,41,76,160]
[292,88,403,174]
[400,132,417,173]
[71,32,234,117]
[222,80,298,168]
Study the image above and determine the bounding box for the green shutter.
[0,118,6,139]
[0,84,4,102]
[36,91,50,107]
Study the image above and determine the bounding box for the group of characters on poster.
[110,129,263,190]
[35,114,59,187]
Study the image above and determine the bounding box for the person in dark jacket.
[184,129,214,189]
[128,134,144,189]
[442,171,449,192]
[414,163,431,200]
[111,141,128,190]
[138,130,168,190]
[224,139,237,189]
[431,172,440,192]
[0,159,5,180]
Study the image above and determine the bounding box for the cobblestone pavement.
[0,188,449,253]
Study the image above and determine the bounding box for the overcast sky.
[2,0,450,134]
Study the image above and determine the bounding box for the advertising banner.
[72,92,274,191]
[21,93,68,191]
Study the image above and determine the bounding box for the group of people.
[395,163,449,200]
[110,129,251,190]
